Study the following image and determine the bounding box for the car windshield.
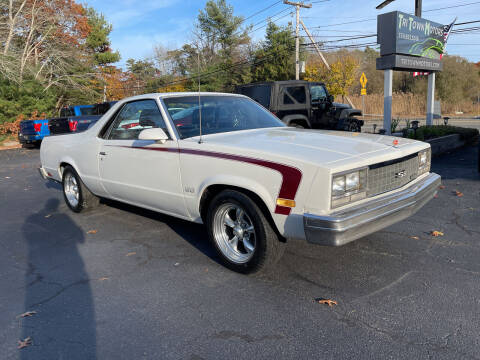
[163,95,284,139]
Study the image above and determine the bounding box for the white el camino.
[39,93,441,273]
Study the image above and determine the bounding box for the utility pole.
[415,0,422,16]
[283,1,311,80]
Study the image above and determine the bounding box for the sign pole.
[362,94,365,119]
[384,69,393,135]
[426,73,435,126]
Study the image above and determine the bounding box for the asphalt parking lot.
[1,146,479,359]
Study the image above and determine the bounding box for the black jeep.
[235,80,363,132]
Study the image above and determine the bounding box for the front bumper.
[303,172,441,246]
[18,133,42,143]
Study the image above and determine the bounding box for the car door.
[98,99,188,218]
[310,84,330,127]
[277,84,309,121]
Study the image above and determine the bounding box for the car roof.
[118,92,248,103]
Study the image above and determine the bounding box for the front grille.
[367,153,419,197]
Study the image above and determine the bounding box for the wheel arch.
[58,158,79,179]
[281,114,311,128]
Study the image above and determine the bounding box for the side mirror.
[328,95,334,103]
[138,128,169,143]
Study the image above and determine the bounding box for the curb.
[0,144,22,151]
[427,134,466,156]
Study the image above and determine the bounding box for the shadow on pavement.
[101,198,219,264]
[21,198,96,359]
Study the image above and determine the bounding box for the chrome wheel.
[212,203,256,264]
[64,172,79,208]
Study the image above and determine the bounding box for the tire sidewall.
[62,166,84,213]
[206,191,268,273]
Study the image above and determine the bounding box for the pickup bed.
[49,102,117,135]
[48,115,101,135]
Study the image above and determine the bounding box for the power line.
[308,2,480,29]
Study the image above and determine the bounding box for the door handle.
[99,151,107,156]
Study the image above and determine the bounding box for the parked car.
[49,101,117,135]
[235,80,364,132]
[39,92,440,273]
[18,118,50,147]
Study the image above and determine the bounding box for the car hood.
[332,102,351,110]
[193,127,428,169]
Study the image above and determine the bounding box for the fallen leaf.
[17,337,32,349]
[431,230,444,237]
[98,277,109,281]
[44,214,51,218]
[411,236,420,240]
[87,230,97,234]
[439,185,445,189]
[18,311,37,318]
[126,252,136,257]
[453,190,464,197]
[316,299,338,307]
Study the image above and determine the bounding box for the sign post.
[360,72,368,117]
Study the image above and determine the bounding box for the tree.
[252,22,296,82]
[305,52,359,99]
[171,0,251,91]
[85,7,120,66]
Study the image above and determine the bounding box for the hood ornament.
[392,139,399,147]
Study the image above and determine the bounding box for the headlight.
[418,148,431,175]
[346,172,360,191]
[332,177,346,196]
[331,169,367,208]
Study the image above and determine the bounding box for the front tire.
[206,190,285,274]
[346,118,362,132]
[62,165,99,213]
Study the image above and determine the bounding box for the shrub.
[408,125,479,142]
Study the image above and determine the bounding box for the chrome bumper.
[303,173,441,246]
[38,166,48,180]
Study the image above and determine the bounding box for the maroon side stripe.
[107,145,302,215]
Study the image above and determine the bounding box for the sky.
[84,0,480,68]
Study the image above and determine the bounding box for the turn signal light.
[276,198,296,208]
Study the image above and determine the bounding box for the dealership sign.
[376,11,446,72]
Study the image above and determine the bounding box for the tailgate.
[20,119,49,135]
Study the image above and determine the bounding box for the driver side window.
[310,85,327,102]
[107,100,167,140]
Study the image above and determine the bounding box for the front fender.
[339,108,363,119]
[196,175,277,218]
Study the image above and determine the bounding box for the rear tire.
[62,165,99,213]
[206,190,285,274]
